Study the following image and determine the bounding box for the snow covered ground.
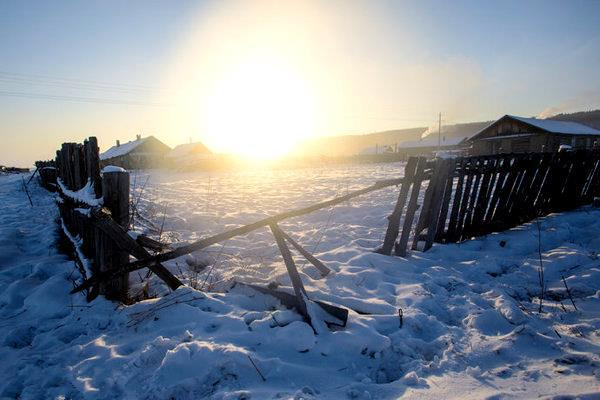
[0,164,599,399]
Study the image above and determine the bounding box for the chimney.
[116,140,120,147]
[136,134,141,141]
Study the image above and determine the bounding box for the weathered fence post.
[378,157,417,255]
[99,169,130,301]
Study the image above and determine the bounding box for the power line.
[0,90,172,107]
[0,77,174,97]
[0,70,167,93]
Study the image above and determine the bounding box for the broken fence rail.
[70,175,416,295]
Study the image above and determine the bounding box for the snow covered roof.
[100,137,149,160]
[472,115,600,140]
[508,115,600,135]
[166,142,212,158]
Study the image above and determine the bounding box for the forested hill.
[549,109,600,129]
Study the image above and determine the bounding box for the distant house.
[399,135,468,152]
[165,142,213,169]
[358,144,396,155]
[469,115,600,155]
[100,135,171,169]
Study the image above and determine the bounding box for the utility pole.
[438,112,442,151]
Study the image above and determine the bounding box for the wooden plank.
[96,221,128,301]
[557,153,577,211]
[73,144,83,190]
[241,283,347,327]
[60,143,70,189]
[455,158,477,241]
[461,158,484,240]
[544,152,563,210]
[502,156,528,228]
[433,161,455,243]
[491,155,519,225]
[85,137,102,197]
[395,157,426,256]
[590,153,600,198]
[102,171,130,227]
[582,158,600,200]
[522,154,548,219]
[506,156,534,225]
[412,159,444,250]
[571,151,593,207]
[535,153,560,214]
[279,229,331,277]
[136,235,172,252]
[471,158,495,235]
[424,159,455,250]
[481,157,502,227]
[99,169,130,300]
[269,223,309,320]
[378,157,418,255]
[88,207,183,291]
[445,158,465,242]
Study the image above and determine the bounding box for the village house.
[397,135,469,157]
[165,141,213,170]
[100,135,171,169]
[469,115,600,155]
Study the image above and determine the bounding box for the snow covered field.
[1,164,599,399]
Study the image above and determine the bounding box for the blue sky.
[1,0,599,164]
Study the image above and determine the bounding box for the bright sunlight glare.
[202,55,316,160]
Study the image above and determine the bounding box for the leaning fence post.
[378,157,417,255]
[99,169,130,301]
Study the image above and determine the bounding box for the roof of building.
[509,115,600,135]
[166,142,212,158]
[101,137,148,160]
[472,115,600,141]
[100,136,170,160]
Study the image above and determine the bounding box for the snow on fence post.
[99,169,130,301]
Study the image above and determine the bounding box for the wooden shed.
[469,115,600,155]
[100,135,171,169]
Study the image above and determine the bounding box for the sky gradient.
[1,0,600,165]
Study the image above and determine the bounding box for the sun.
[201,55,316,160]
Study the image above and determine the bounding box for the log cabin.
[469,115,600,155]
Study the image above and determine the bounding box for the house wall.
[471,118,600,155]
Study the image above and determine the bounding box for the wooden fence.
[50,137,182,302]
[46,144,599,331]
[31,160,57,191]
[379,150,600,256]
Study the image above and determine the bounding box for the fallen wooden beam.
[241,283,347,327]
